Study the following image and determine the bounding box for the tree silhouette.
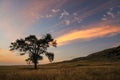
[10,34,57,69]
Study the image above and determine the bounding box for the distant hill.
[70,46,120,62]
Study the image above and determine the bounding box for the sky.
[0,0,120,65]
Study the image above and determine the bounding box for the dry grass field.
[0,61,120,80]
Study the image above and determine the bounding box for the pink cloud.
[20,0,67,24]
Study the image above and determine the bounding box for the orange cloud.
[56,26,120,46]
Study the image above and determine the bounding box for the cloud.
[20,0,58,23]
[106,11,115,18]
[101,17,107,21]
[0,0,67,41]
[53,0,115,29]
[73,13,78,16]
[72,0,115,23]
[52,9,60,13]
[64,20,71,25]
[20,0,67,22]
[59,9,70,19]
[56,25,120,46]
[101,7,120,21]
[40,14,54,18]
[46,14,54,18]
[74,17,82,23]
[40,9,60,18]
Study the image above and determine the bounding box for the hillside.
[70,46,120,62]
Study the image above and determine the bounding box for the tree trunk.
[34,63,37,69]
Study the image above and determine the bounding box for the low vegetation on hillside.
[71,46,120,61]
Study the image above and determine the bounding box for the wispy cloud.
[64,20,71,25]
[69,0,115,25]
[108,13,114,18]
[56,25,120,46]
[40,9,60,18]
[20,1,54,22]
[101,7,120,23]
[52,9,60,13]
[52,0,115,30]
[0,0,67,41]
[20,0,68,22]
[59,9,70,19]
[101,8,114,21]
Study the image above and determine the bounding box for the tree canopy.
[10,33,57,69]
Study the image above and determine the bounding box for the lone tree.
[10,33,57,69]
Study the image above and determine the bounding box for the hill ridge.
[68,45,120,62]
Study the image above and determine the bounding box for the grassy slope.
[0,46,120,80]
[71,46,120,61]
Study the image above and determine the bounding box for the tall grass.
[0,61,120,80]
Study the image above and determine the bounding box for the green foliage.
[10,33,57,69]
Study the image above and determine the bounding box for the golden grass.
[0,61,120,80]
